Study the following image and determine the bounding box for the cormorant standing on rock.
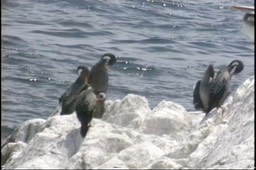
[193,60,244,115]
[75,85,97,138]
[59,66,90,115]
[88,53,116,118]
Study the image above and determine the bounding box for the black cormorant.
[193,60,244,115]
[59,66,90,115]
[88,53,116,118]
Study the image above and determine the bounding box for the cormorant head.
[227,60,244,75]
[101,53,116,66]
[243,13,254,26]
[243,13,254,41]
[95,92,106,104]
[77,66,90,83]
[97,92,106,99]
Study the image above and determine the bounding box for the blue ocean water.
[2,0,254,135]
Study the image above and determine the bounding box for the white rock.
[149,157,183,169]
[2,76,254,169]
[115,141,165,168]
[15,118,46,143]
[67,119,134,169]
[140,100,190,137]
[1,141,27,166]
[103,94,151,129]
[97,157,129,169]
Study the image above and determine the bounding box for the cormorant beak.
[229,66,237,75]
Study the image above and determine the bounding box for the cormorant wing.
[59,80,87,106]
[209,70,230,102]
[193,80,203,109]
